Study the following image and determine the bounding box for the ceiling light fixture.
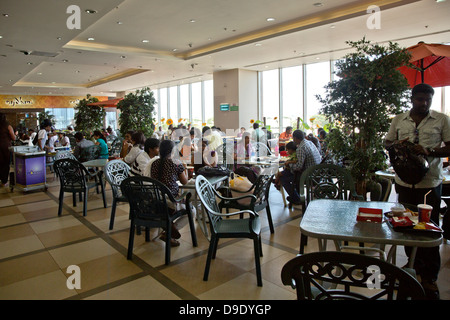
[117,21,123,25]
[87,37,95,41]
[266,17,275,22]
[190,19,196,23]
[2,14,9,17]
[85,9,97,14]
[313,2,323,7]
[142,39,149,43]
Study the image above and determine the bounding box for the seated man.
[279,130,321,205]
[73,132,94,160]
[279,126,293,152]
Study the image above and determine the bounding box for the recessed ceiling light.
[330,25,336,29]
[120,55,126,59]
[190,19,196,23]
[85,9,97,14]
[172,48,178,52]
[37,72,42,75]
[313,2,323,7]
[87,37,95,41]
[142,39,149,43]
[117,21,123,25]
[27,62,33,65]
[3,14,9,17]
[62,59,69,63]
[266,17,275,22]
[255,43,262,46]
[0,36,3,39]
[56,36,62,40]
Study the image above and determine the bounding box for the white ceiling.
[0,0,449,97]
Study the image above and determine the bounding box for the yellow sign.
[0,95,108,109]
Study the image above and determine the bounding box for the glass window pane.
[169,86,178,122]
[306,61,330,133]
[261,69,279,134]
[159,88,168,128]
[191,82,202,128]
[445,86,450,114]
[179,84,190,124]
[431,87,442,112]
[204,80,214,127]
[282,65,303,133]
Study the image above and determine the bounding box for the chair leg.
[109,199,117,230]
[266,206,274,234]
[145,227,150,242]
[127,223,135,260]
[72,192,77,207]
[187,211,198,247]
[204,236,217,281]
[58,189,64,216]
[212,237,219,259]
[253,236,263,287]
[165,222,172,265]
[99,173,107,208]
[300,234,308,254]
[83,191,88,216]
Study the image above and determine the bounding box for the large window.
[191,82,202,128]
[168,86,178,122]
[45,108,74,130]
[261,69,280,134]
[179,84,190,124]
[281,66,303,132]
[159,88,168,127]
[305,61,330,130]
[204,80,214,127]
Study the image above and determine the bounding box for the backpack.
[387,141,429,186]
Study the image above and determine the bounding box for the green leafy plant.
[117,87,156,137]
[74,94,106,136]
[317,38,411,196]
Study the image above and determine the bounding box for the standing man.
[37,119,52,152]
[385,83,450,300]
[279,130,321,206]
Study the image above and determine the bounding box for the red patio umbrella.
[398,42,450,88]
[87,98,123,108]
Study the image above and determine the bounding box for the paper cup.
[418,204,432,223]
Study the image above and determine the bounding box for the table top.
[181,174,229,189]
[82,159,108,168]
[300,199,442,248]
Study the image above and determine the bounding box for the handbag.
[387,141,429,186]
[196,165,231,177]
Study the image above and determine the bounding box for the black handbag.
[196,165,231,177]
[387,141,429,186]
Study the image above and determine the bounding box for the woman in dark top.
[0,113,16,190]
[150,140,188,246]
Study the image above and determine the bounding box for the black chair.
[195,175,263,286]
[109,138,123,157]
[53,158,107,217]
[79,144,101,162]
[104,160,130,230]
[121,176,198,265]
[298,163,364,254]
[218,174,275,234]
[281,251,425,300]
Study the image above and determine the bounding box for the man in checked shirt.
[279,129,321,206]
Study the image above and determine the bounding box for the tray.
[384,212,442,234]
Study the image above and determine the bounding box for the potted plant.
[117,87,156,138]
[74,94,106,136]
[317,38,411,197]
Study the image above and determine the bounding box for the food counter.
[9,146,47,192]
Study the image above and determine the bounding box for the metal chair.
[195,175,263,286]
[109,138,123,157]
[55,150,77,161]
[104,160,130,230]
[218,174,275,234]
[281,251,425,300]
[53,158,107,217]
[121,176,198,265]
[298,163,364,254]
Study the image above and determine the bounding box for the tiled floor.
[0,169,449,300]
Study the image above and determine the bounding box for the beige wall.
[213,69,258,134]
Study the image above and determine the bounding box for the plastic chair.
[79,144,101,162]
[53,158,107,217]
[298,163,364,254]
[121,176,198,265]
[218,174,275,234]
[104,160,130,230]
[281,251,425,300]
[195,175,263,286]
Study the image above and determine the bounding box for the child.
[274,141,297,190]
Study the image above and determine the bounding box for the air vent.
[29,51,60,57]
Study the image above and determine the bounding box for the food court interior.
[0,0,450,301]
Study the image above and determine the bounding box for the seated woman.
[123,131,145,165]
[120,130,135,158]
[57,131,71,147]
[93,130,109,159]
[131,138,160,176]
[150,140,188,246]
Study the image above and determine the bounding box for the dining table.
[300,199,443,268]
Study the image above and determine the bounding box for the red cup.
[417,204,432,223]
